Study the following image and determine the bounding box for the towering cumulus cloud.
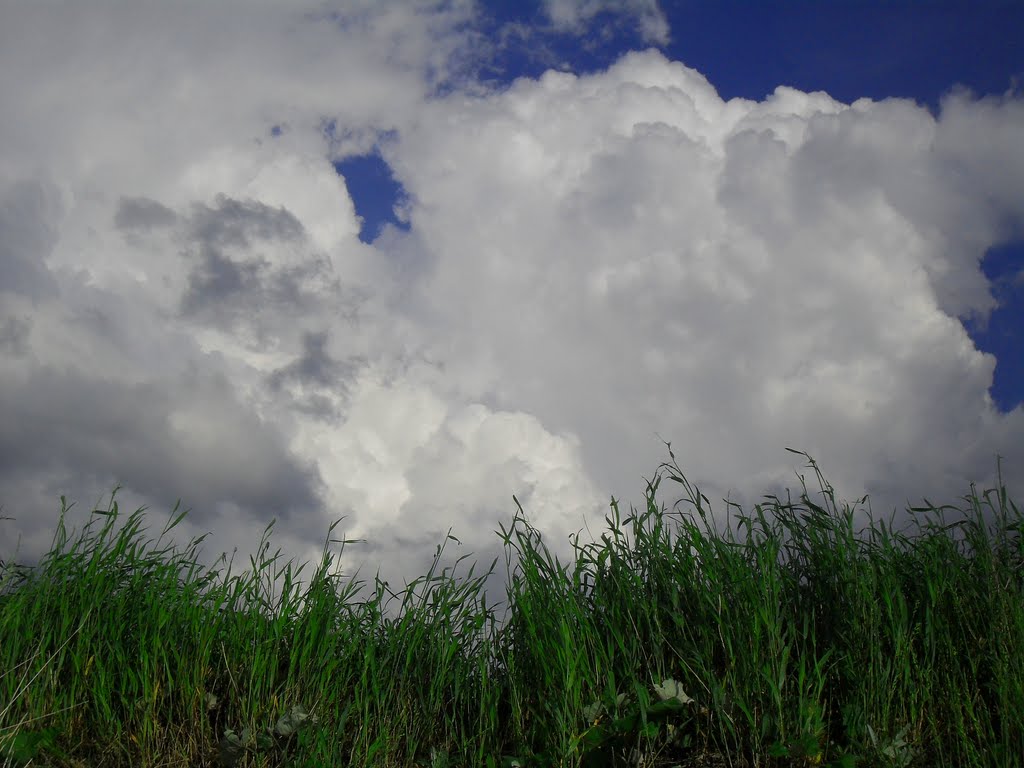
[0,4,1020,614]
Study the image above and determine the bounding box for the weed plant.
[0,445,1021,767]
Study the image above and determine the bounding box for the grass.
[0,443,1021,768]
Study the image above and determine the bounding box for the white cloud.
[387,48,1023,535]
[544,0,671,46]
[0,6,1022,629]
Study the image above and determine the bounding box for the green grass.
[0,444,1021,768]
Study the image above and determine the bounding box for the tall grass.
[0,445,1021,767]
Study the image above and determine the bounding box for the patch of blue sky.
[967,241,1024,412]
[333,151,410,245]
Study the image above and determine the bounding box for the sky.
[1,1,1023,628]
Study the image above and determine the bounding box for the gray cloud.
[176,196,347,338]
[0,362,323,529]
[0,315,31,357]
[268,330,362,389]
[114,197,178,233]
[188,196,305,251]
[0,179,62,300]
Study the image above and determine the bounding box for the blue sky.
[1,2,1022,614]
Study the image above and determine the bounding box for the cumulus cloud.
[0,4,1021,628]
[387,49,1023,533]
[544,0,670,46]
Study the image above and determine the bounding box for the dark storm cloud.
[268,330,362,389]
[0,179,62,300]
[179,196,308,318]
[0,365,171,484]
[0,363,323,532]
[0,315,31,357]
[261,258,358,314]
[266,330,367,422]
[114,197,178,232]
[190,195,304,249]
[182,247,269,312]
